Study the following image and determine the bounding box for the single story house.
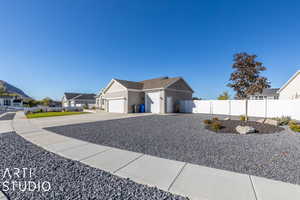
[278,70,300,99]
[101,77,193,114]
[0,95,23,107]
[248,88,279,100]
[62,93,96,108]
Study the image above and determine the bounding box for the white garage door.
[108,99,125,113]
[146,92,160,113]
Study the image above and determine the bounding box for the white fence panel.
[230,100,246,116]
[247,100,266,118]
[266,100,292,118]
[193,100,211,114]
[182,99,300,120]
[211,100,230,115]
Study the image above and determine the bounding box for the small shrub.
[273,116,291,126]
[203,119,212,125]
[211,121,222,131]
[290,123,300,132]
[240,115,246,121]
[212,117,219,121]
[289,120,300,132]
[83,104,89,109]
[289,120,297,126]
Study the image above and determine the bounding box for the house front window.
[4,99,11,106]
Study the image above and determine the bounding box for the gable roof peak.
[278,70,300,93]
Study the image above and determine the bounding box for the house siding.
[127,91,144,113]
[279,73,300,99]
[106,81,125,93]
[167,79,192,91]
[103,91,127,99]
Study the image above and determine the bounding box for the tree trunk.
[245,99,248,121]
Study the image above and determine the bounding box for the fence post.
[228,100,231,116]
[245,99,248,120]
[265,99,268,119]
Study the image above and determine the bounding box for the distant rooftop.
[252,88,280,96]
[64,93,96,100]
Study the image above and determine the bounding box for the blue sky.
[1,0,300,100]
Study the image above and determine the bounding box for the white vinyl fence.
[180,100,300,120]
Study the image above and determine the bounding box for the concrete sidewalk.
[11,112,300,200]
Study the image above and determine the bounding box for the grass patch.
[26,112,88,119]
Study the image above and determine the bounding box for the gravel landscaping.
[0,113,15,121]
[46,114,300,185]
[205,120,284,134]
[0,132,186,200]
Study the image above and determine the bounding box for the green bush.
[83,104,89,109]
[240,115,246,121]
[289,120,300,132]
[203,119,212,125]
[211,121,222,131]
[290,124,300,132]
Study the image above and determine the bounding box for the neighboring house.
[248,88,279,100]
[278,70,300,99]
[96,89,105,110]
[49,101,62,107]
[62,93,96,108]
[101,77,193,114]
[0,95,23,107]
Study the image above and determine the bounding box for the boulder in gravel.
[264,119,279,126]
[236,125,255,134]
[256,119,265,124]
[224,117,230,120]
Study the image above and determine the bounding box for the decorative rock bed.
[206,120,284,134]
[0,132,186,200]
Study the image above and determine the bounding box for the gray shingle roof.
[115,77,182,90]
[253,88,279,96]
[114,79,143,90]
[64,93,96,100]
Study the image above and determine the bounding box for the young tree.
[0,86,5,95]
[25,99,39,107]
[227,53,270,99]
[41,97,53,106]
[217,91,230,100]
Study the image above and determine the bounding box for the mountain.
[0,80,31,99]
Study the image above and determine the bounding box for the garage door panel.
[108,99,125,113]
[146,92,160,113]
